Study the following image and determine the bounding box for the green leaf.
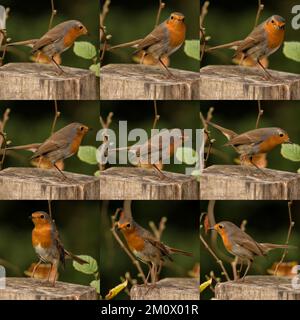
[283,41,300,62]
[73,255,98,275]
[176,147,199,165]
[90,280,100,294]
[78,146,98,165]
[281,144,300,162]
[298,168,300,174]
[74,41,97,59]
[90,63,100,77]
[94,170,100,177]
[200,278,212,293]
[184,40,200,61]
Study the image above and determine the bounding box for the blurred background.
[100,200,199,300]
[200,101,300,172]
[1,0,98,69]
[0,200,100,286]
[100,101,200,175]
[202,0,300,73]
[1,101,99,176]
[200,200,300,300]
[101,0,199,71]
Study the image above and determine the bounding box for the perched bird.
[210,221,293,280]
[7,20,88,74]
[30,211,87,285]
[108,12,186,77]
[116,208,192,284]
[206,15,285,79]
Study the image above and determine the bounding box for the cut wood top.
[130,278,199,300]
[0,167,100,200]
[200,165,300,200]
[200,65,300,100]
[0,63,99,100]
[100,64,200,100]
[0,277,97,300]
[215,276,300,300]
[99,167,199,200]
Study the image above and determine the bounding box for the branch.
[255,101,264,129]
[48,0,57,30]
[149,216,167,241]
[155,0,165,27]
[152,101,160,129]
[111,210,147,284]
[200,212,230,281]
[200,108,214,166]
[274,201,294,276]
[50,100,60,135]
[48,200,53,219]
[100,0,111,62]
[254,0,264,28]
[99,111,114,171]
[0,108,10,170]
[200,2,210,62]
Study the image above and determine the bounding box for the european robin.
[116,209,192,284]
[108,12,186,77]
[211,221,292,280]
[105,128,188,179]
[7,20,88,74]
[30,211,87,285]
[207,121,291,169]
[206,15,285,79]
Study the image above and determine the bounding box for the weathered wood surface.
[100,64,200,100]
[131,278,199,300]
[0,277,97,300]
[215,276,300,300]
[200,65,300,100]
[200,165,300,200]
[0,63,99,100]
[99,167,199,200]
[0,167,100,200]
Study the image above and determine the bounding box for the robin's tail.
[64,250,88,265]
[108,39,142,51]
[168,246,193,257]
[205,40,243,52]
[259,243,296,254]
[4,143,41,152]
[5,39,38,48]
[206,121,238,141]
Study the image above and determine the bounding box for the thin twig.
[50,100,60,135]
[48,200,52,219]
[155,0,165,27]
[48,0,57,30]
[111,211,147,284]
[200,109,214,166]
[149,217,167,241]
[0,108,10,170]
[200,212,230,281]
[255,101,264,129]
[152,101,160,129]
[254,0,264,28]
[99,112,114,171]
[100,0,111,63]
[274,201,294,276]
[200,2,210,62]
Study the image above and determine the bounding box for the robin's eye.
[171,16,174,20]
[219,225,223,229]
[126,223,131,228]
[79,25,83,30]
[40,215,45,219]
[271,20,275,24]
[279,133,284,137]
[80,126,84,131]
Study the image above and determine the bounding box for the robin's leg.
[54,163,68,180]
[51,57,65,75]
[47,263,53,282]
[158,57,174,78]
[241,260,251,281]
[145,263,152,284]
[249,156,271,177]
[140,51,146,65]
[32,259,42,279]
[257,59,273,80]
[152,163,167,180]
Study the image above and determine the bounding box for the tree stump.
[0,167,100,200]
[200,65,300,100]
[200,165,300,200]
[215,276,300,300]
[99,167,199,200]
[100,64,200,100]
[0,278,97,300]
[130,278,199,300]
[0,63,99,100]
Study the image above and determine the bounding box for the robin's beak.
[285,139,293,144]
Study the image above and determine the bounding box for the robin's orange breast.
[123,230,145,252]
[265,27,284,50]
[258,136,282,153]
[63,27,81,48]
[69,133,84,155]
[32,225,53,249]
[219,230,233,252]
[167,23,186,49]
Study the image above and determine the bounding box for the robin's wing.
[144,237,174,262]
[52,226,66,268]
[135,22,165,51]
[31,138,67,159]
[235,23,266,55]
[230,230,264,256]
[32,30,64,52]
[225,130,266,147]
